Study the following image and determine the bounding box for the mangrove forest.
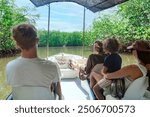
[0,0,150,57]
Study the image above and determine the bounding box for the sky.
[15,0,117,32]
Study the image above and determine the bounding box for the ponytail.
[94,41,103,54]
[137,50,150,91]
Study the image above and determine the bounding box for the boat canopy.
[30,0,128,12]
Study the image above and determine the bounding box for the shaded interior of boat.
[6,0,150,100]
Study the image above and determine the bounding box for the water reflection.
[0,47,136,99]
[0,56,18,99]
[38,46,91,58]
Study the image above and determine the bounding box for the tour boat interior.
[5,0,150,100]
[7,53,150,100]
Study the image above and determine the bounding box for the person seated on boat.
[70,40,107,81]
[94,40,150,100]
[90,37,122,100]
[6,23,62,100]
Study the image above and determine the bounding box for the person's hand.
[58,94,64,100]
[103,74,108,79]
[79,68,87,80]
[68,59,75,69]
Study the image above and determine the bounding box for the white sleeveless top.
[137,64,147,78]
[123,64,148,100]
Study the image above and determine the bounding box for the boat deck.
[61,78,95,100]
[48,53,95,100]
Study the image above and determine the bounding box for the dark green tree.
[0,0,39,51]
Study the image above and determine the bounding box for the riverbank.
[0,48,21,58]
[0,43,132,58]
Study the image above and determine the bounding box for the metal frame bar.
[82,7,86,58]
[46,4,51,58]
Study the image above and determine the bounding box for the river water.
[0,46,136,99]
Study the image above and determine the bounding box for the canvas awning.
[30,0,128,12]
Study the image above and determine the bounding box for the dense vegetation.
[0,0,38,57]
[0,0,150,57]
[87,0,150,44]
[38,31,82,47]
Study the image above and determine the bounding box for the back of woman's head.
[94,40,103,54]
[134,40,150,91]
[137,51,150,65]
[138,50,150,91]
[129,40,150,65]
[103,37,120,53]
[147,68,150,91]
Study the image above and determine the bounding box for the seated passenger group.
[101,40,150,99]
[71,38,150,100]
[90,38,122,100]
[6,23,150,100]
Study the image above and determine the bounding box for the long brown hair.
[94,40,103,54]
[137,50,150,90]
[147,71,150,91]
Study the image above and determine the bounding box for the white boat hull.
[48,53,95,100]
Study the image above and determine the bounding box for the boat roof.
[30,0,128,13]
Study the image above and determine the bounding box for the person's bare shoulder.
[123,64,138,70]
[124,64,143,80]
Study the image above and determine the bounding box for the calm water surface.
[0,47,136,99]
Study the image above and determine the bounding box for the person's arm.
[53,63,62,99]
[84,54,93,74]
[56,81,62,100]
[51,82,62,100]
[101,66,108,75]
[105,65,143,80]
[101,55,109,75]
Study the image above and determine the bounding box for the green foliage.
[1,0,150,50]
[119,0,150,41]
[0,0,39,51]
[38,30,83,47]
[0,0,14,50]
[89,0,150,44]
[66,32,82,46]
[38,31,82,47]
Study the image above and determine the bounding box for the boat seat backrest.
[106,77,148,100]
[12,86,55,100]
[122,77,148,100]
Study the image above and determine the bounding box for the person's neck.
[21,48,38,58]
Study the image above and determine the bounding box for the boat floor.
[61,78,95,100]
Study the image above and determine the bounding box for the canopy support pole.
[82,7,86,58]
[46,4,51,59]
